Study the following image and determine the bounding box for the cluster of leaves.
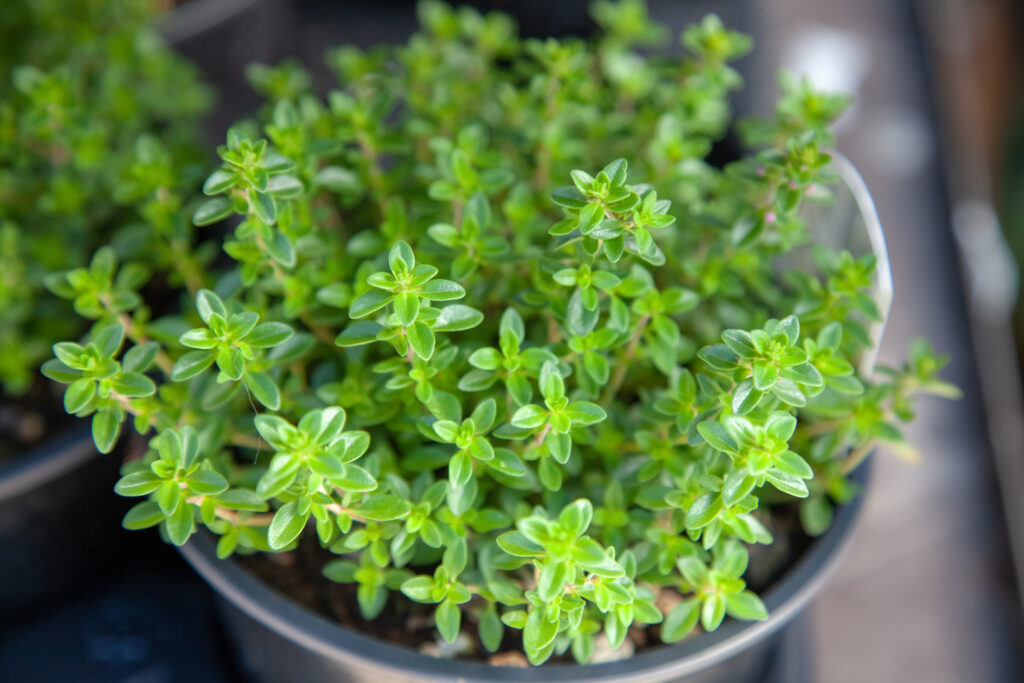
[45,0,957,666]
[0,0,210,396]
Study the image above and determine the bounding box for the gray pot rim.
[0,423,96,503]
[160,0,263,44]
[179,459,870,682]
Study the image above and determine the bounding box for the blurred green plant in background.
[0,0,211,396]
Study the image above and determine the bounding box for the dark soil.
[237,501,811,664]
[0,378,76,461]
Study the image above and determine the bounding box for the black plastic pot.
[179,462,868,683]
[0,424,127,624]
[161,0,299,143]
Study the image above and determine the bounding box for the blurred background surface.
[3,0,1024,680]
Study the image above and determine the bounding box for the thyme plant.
[0,0,209,395]
[44,0,956,665]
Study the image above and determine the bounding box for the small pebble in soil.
[628,625,648,648]
[654,586,684,616]
[589,633,635,663]
[18,412,44,442]
[488,651,529,667]
[418,632,475,659]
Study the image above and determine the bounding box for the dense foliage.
[44,0,956,665]
[0,0,210,395]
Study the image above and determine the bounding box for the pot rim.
[160,0,264,45]
[0,423,96,502]
[179,460,870,682]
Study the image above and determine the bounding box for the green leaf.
[323,560,358,583]
[783,362,824,387]
[93,325,125,358]
[186,470,230,496]
[771,378,807,407]
[765,470,810,498]
[538,457,563,490]
[701,594,726,631]
[470,399,497,433]
[523,609,559,664]
[353,495,412,521]
[564,401,606,426]
[92,408,121,454]
[165,502,194,546]
[336,464,378,492]
[752,361,779,391]
[558,499,593,537]
[722,329,757,358]
[156,480,183,516]
[443,537,469,575]
[265,231,296,267]
[510,404,548,430]
[501,610,528,630]
[407,321,435,360]
[496,531,543,557]
[551,186,588,209]
[724,591,768,621]
[122,342,159,373]
[112,372,156,398]
[468,436,494,461]
[435,598,461,643]
[583,351,609,384]
[193,198,234,226]
[349,290,393,318]
[268,501,310,549]
[722,471,756,506]
[314,166,360,193]
[450,451,473,489]
[122,501,164,530]
[539,361,565,400]
[468,348,501,370]
[662,598,700,643]
[686,494,721,529]
[195,290,227,324]
[433,305,483,332]
[247,322,294,348]
[800,496,834,536]
[389,240,415,275]
[775,450,813,478]
[393,292,420,327]
[267,174,303,197]
[537,561,570,601]
[114,471,162,497]
[602,158,628,185]
[546,431,571,463]
[421,279,465,301]
[336,321,384,346]
[731,379,763,415]
[696,421,738,454]
[64,378,95,413]
[401,576,436,603]
[243,370,281,410]
[213,489,269,512]
[41,359,81,384]
[251,191,277,224]
[203,169,235,195]
[479,605,504,653]
[775,315,800,345]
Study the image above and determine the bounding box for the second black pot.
[0,425,128,624]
